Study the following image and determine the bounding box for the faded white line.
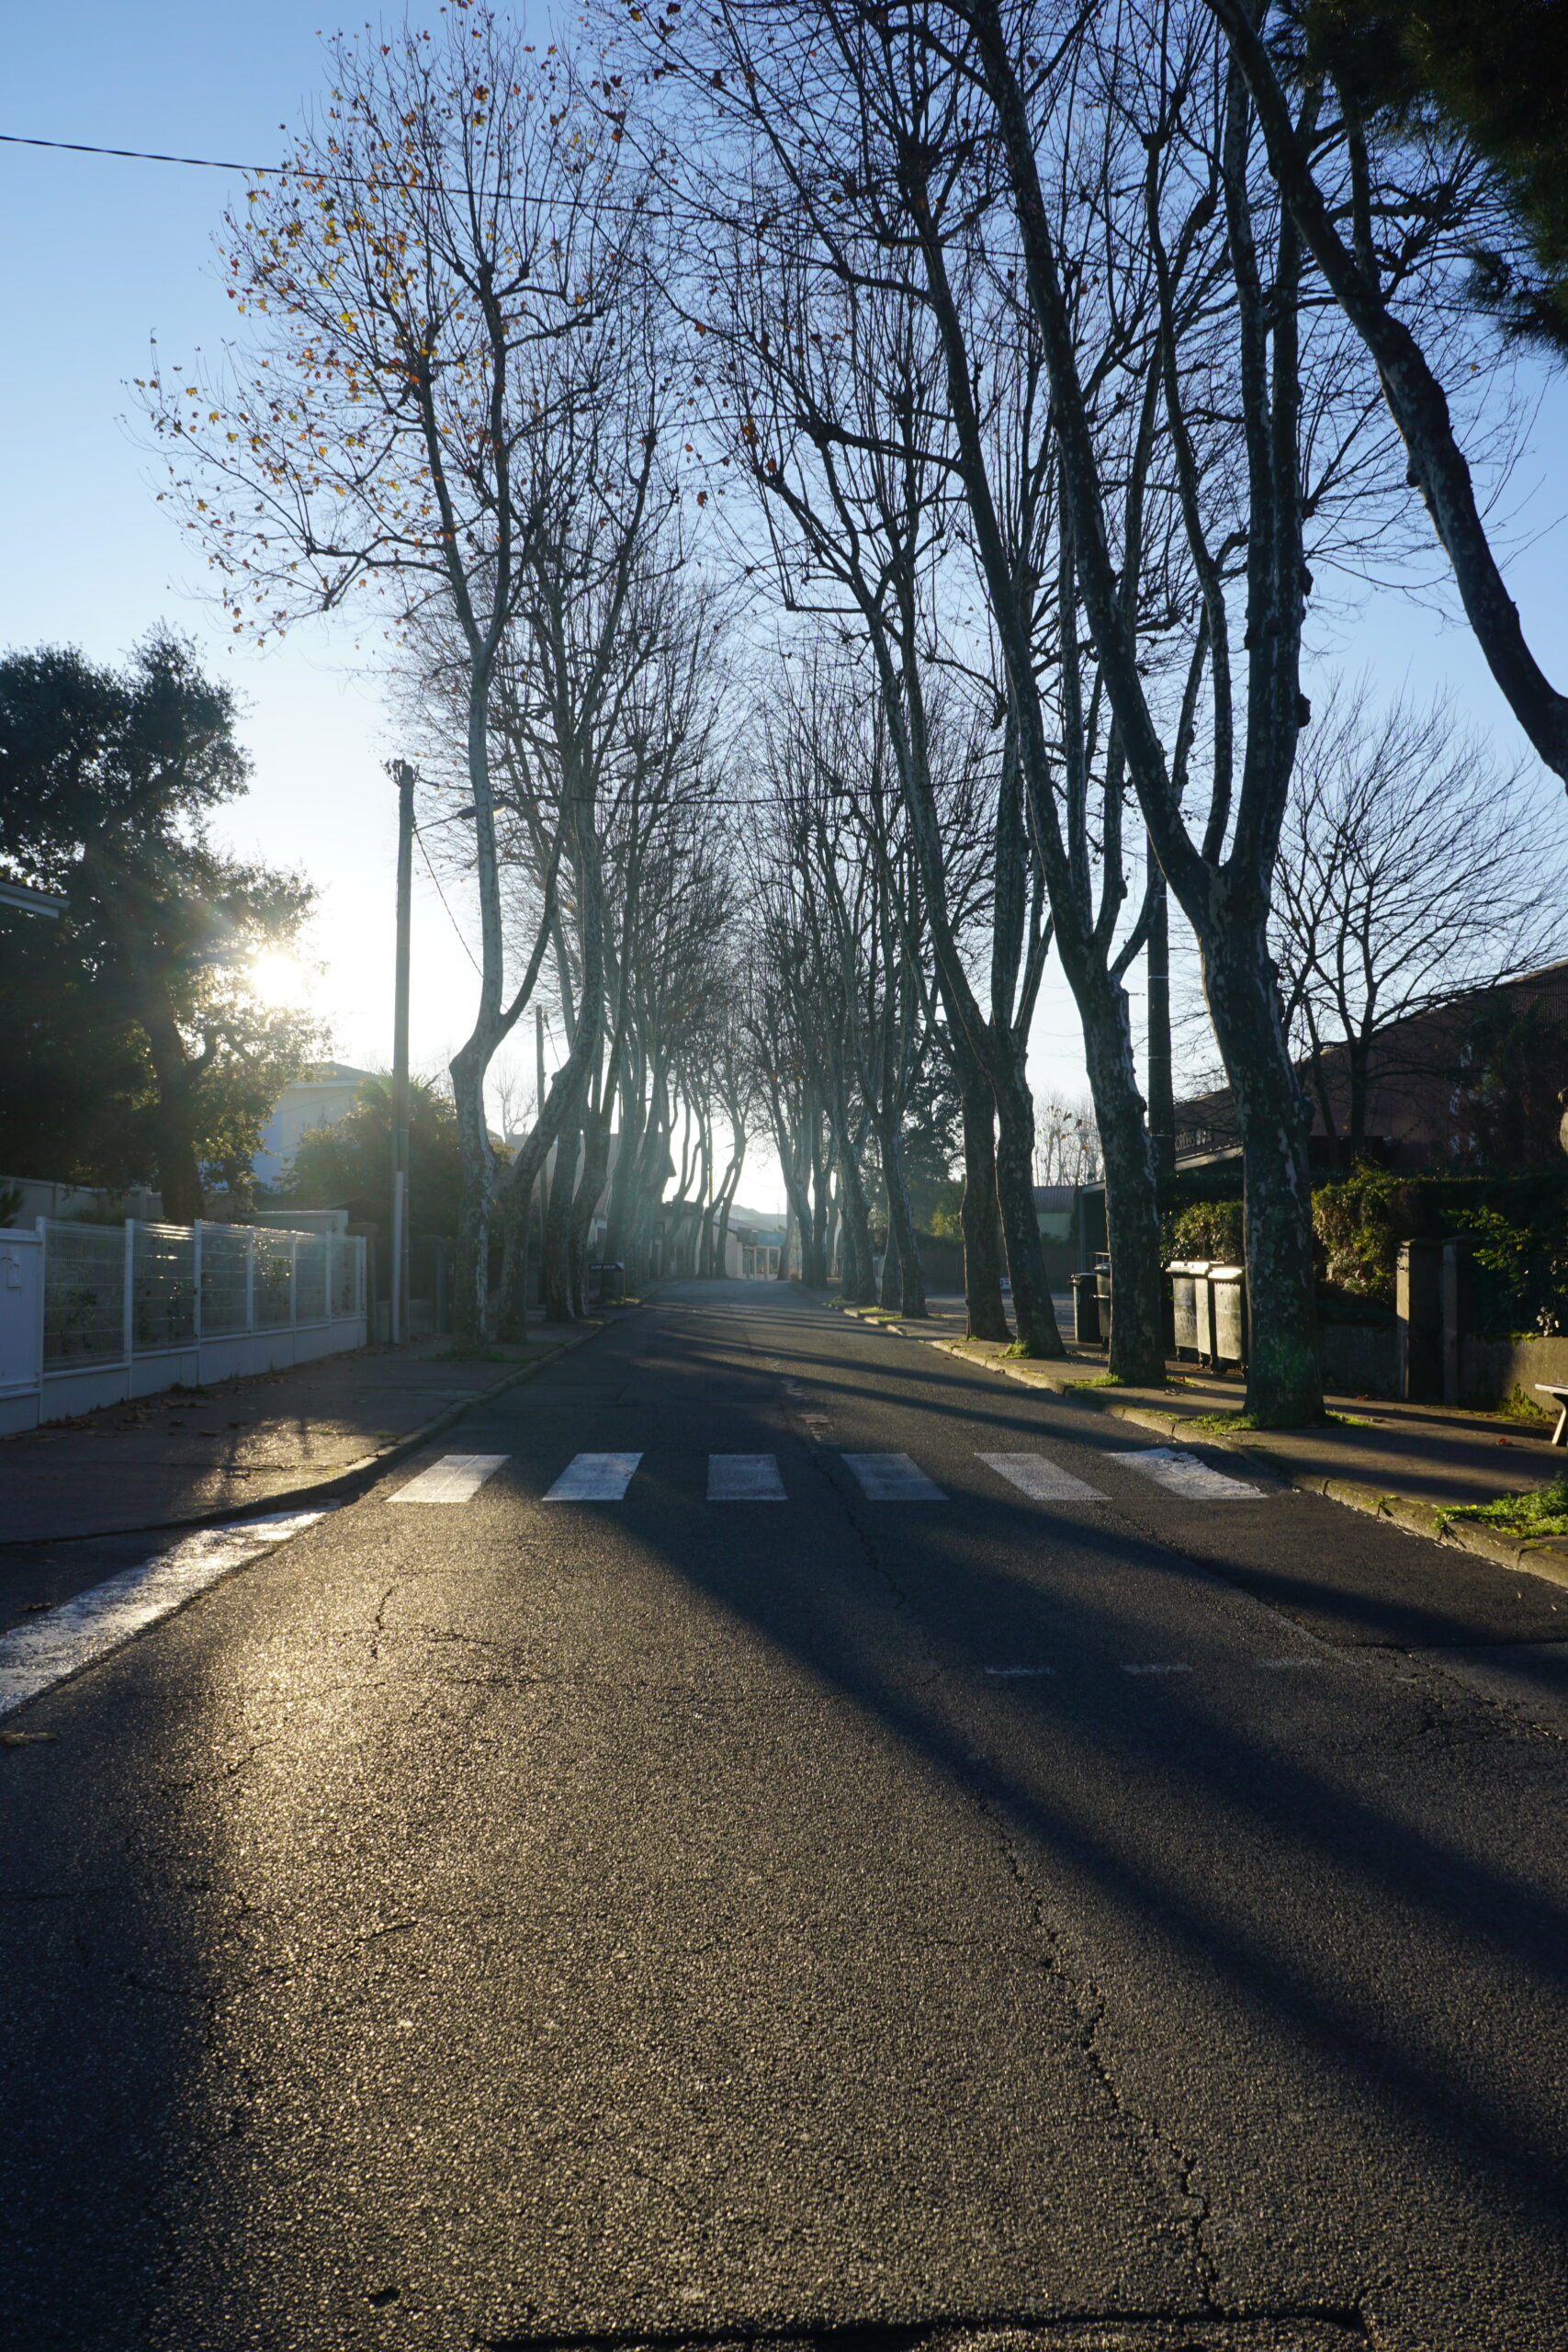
[985,1665,1056,1678]
[1122,1661,1193,1676]
[544,1452,642,1502]
[842,1453,947,1501]
[390,1453,509,1504]
[978,1452,1107,1503]
[708,1453,787,1501]
[1115,1448,1261,1501]
[0,1510,330,1721]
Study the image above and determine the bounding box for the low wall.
[1319,1318,1401,1397]
[0,1217,369,1435]
[1461,1331,1568,1415]
[1,1315,368,1435]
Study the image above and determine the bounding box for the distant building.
[724,1204,785,1279]
[1175,958,1568,1174]
[253,1063,375,1192]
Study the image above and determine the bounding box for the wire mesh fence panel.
[43,1224,126,1367]
[200,1225,251,1337]
[293,1233,328,1322]
[254,1228,295,1328]
[132,1224,196,1352]
[332,1236,357,1318]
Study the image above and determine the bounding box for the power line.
[0,130,274,174]
[0,128,1023,257]
[414,829,482,977]
[0,128,666,217]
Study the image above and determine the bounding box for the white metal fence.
[1,1218,367,1434]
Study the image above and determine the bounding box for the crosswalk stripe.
[843,1453,947,1501]
[0,1511,330,1718]
[544,1452,641,1501]
[391,1453,509,1505]
[977,1452,1107,1503]
[1115,1448,1260,1501]
[708,1453,787,1500]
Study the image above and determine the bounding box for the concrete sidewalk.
[838,1295,1568,1589]
[0,1319,610,1544]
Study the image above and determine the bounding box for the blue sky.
[0,3,496,1108]
[4,5,1567,1207]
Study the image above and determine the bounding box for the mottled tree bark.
[956,1059,1010,1341]
[877,1112,928,1317]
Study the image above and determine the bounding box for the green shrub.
[1161,1166,1568,1328]
[1312,1167,1399,1302]
[1161,1198,1245,1262]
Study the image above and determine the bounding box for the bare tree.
[147,11,661,1342]
[1272,679,1568,1159]
[625,0,1186,1374]
[1208,0,1568,786]
[1034,1096,1103,1189]
[880,0,1500,1420]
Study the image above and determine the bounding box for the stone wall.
[1461,1331,1568,1414]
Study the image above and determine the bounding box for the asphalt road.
[6,1281,1568,2352]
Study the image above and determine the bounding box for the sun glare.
[249,950,310,1007]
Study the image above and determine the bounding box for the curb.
[1,1337,581,1551]
[830,1301,1568,1596]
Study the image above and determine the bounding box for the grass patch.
[1061,1373,1127,1391]
[1447,1477,1568,1541]
[1497,1384,1552,1424]
[1189,1407,1367,1434]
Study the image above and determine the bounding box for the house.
[724,1205,785,1279]
[1175,958,1568,1175]
[252,1063,375,1192]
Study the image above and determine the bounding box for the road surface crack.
[964,1768,1224,2312]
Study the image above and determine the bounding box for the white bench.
[1535,1384,1568,1447]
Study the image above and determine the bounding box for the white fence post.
[35,1216,49,1373]
[193,1219,204,1341]
[123,1219,137,1364]
[244,1226,256,1335]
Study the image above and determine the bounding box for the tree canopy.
[284,1075,466,1237]
[1297,0,1568,349]
[0,634,321,1216]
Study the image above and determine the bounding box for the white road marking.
[985,1665,1056,1677]
[544,1452,642,1501]
[707,1453,787,1501]
[1122,1661,1194,1675]
[842,1453,947,1501]
[977,1452,1107,1503]
[1115,1448,1261,1501]
[390,1453,509,1504]
[0,1510,329,1721]
[1257,1656,1331,1669]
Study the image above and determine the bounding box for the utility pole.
[1145,831,1177,1194]
[390,760,415,1345]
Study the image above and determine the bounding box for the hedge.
[1163,1167,1568,1333]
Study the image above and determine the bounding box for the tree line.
[133,0,1567,1419]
